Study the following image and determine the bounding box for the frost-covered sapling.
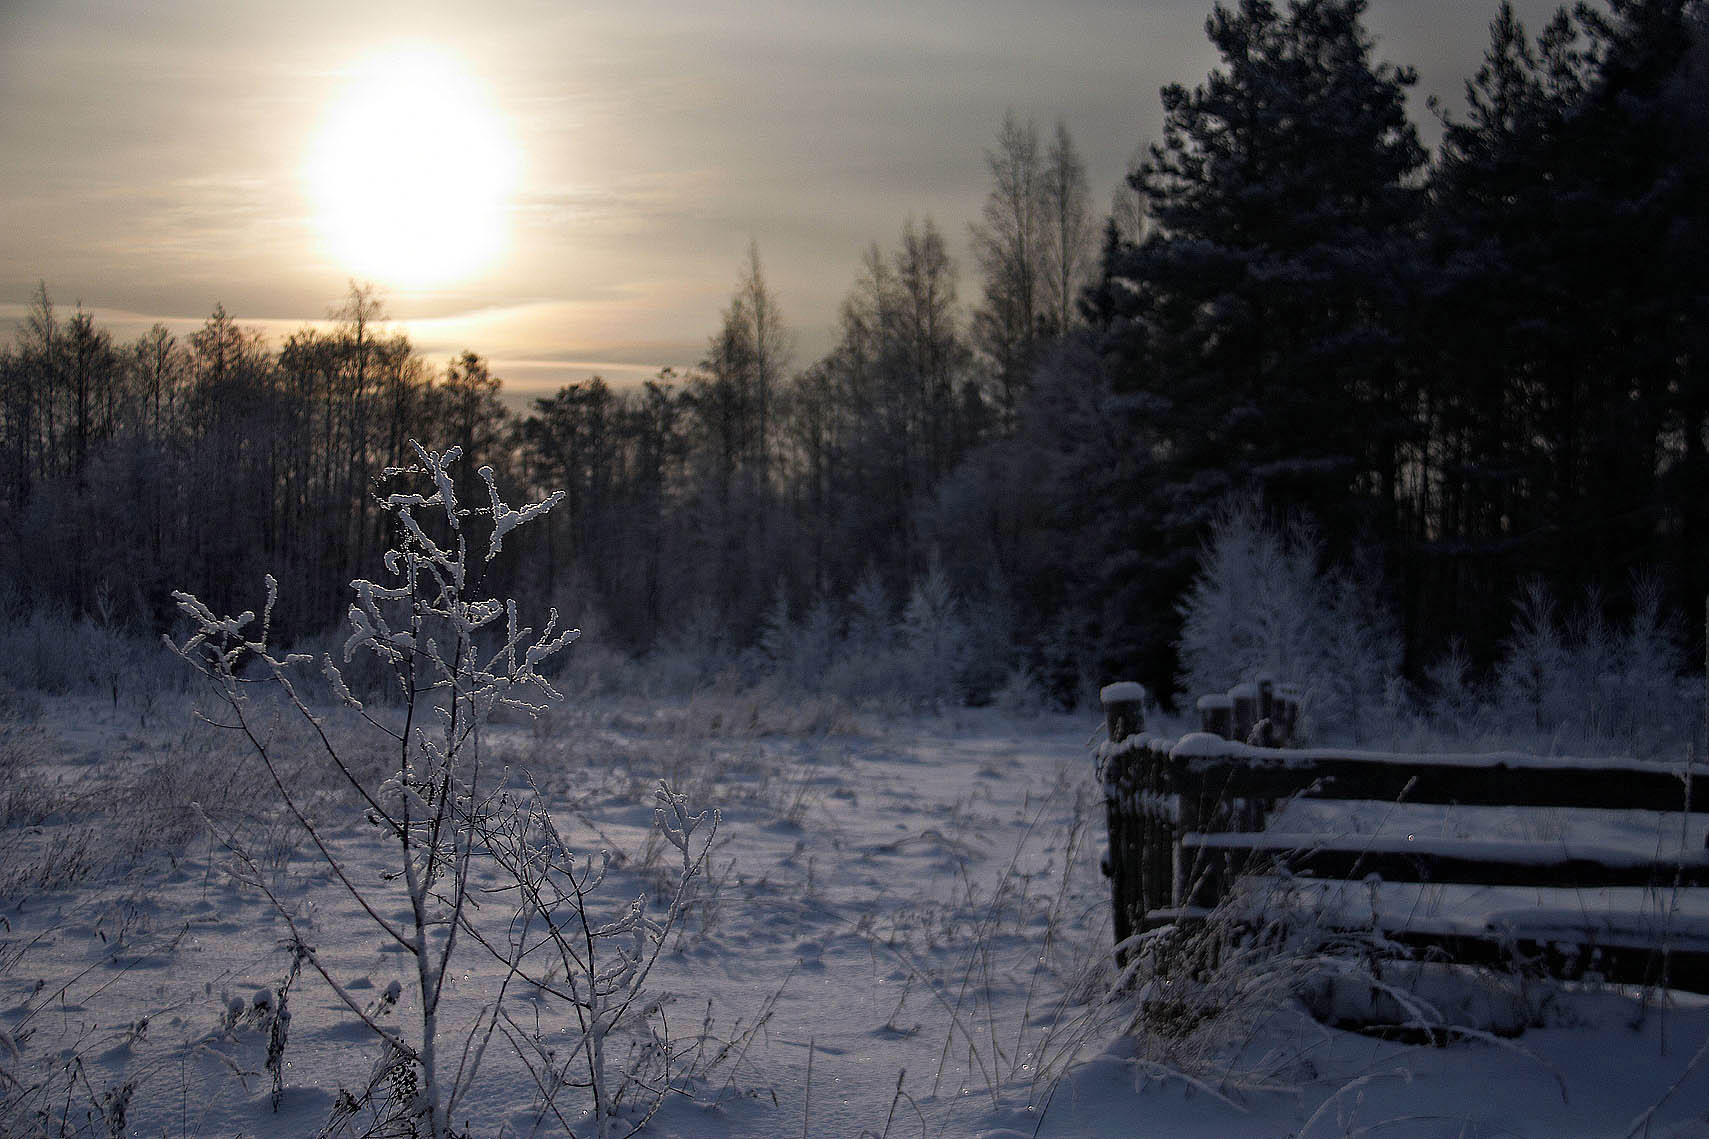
[1496,579,1570,736]
[1177,501,1324,700]
[1177,500,1406,742]
[170,441,575,1138]
[899,555,969,712]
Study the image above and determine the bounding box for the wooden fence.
[1096,683,1709,994]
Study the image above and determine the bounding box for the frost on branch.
[481,463,565,561]
[334,440,579,725]
[172,440,578,732]
[655,782,717,874]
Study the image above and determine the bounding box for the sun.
[307,45,518,289]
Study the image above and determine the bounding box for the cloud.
[2,0,1570,377]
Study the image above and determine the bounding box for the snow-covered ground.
[4,691,1709,1137]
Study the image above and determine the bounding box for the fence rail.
[1097,683,1709,994]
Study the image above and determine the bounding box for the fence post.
[1198,693,1233,738]
[1277,682,1301,747]
[1102,681,1145,743]
[1229,681,1258,743]
[1100,683,1147,959]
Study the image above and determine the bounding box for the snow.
[1170,730,1240,758]
[4,696,1709,1137]
[1099,682,1147,705]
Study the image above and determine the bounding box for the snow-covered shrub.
[845,568,893,658]
[991,666,1050,718]
[1424,638,1484,742]
[0,608,175,706]
[1317,562,1405,745]
[537,601,634,701]
[1488,576,1691,757]
[1178,503,1325,697]
[1496,580,1573,737]
[956,573,1021,705]
[1575,576,1691,754]
[639,609,741,698]
[1037,610,1097,711]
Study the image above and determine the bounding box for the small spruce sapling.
[1496,580,1570,736]
[900,555,969,711]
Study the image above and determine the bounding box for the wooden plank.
[1177,832,1709,903]
[1143,909,1709,996]
[1161,745,1709,814]
[1378,929,1709,997]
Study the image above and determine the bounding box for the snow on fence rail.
[1095,682,1709,994]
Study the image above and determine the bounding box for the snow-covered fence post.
[1102,681,1145,743]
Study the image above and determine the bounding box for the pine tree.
[1425,0,1709,662]
[1117,0,1424,541]
[1092,0,1425,696]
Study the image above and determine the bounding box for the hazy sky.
[1,0,1565,399]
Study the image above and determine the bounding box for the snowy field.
[4,688,1709,1138]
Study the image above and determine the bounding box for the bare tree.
[736,241,791,484]
[970,111,1046,427]
[895,216,971,480]
[1110,143,1150,244]
[1041,119,1094,338]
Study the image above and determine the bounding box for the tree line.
[3,0,1705,709]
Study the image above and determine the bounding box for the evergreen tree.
[1093,0,1426,695]
[900,554,969,709]
[1124,0,1424,531]
[680,248,794,641]
[1425,0,1709,663]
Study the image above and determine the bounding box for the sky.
[1,0,1567,401]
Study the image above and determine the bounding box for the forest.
[2,0,1706,712]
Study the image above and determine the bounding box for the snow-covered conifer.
[900,554,969,710]
[1496,580,1570,735]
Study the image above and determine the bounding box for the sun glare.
[307,45,518,288]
